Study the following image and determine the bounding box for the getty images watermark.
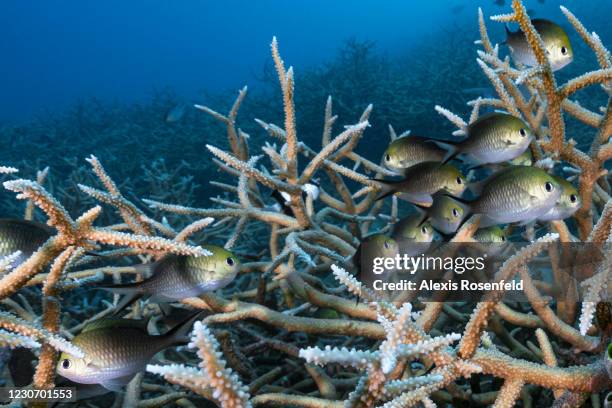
[358,240,609,302]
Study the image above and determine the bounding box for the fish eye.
[501,236,506,242]
[421,226,428,234]
[385,154,391,162]
[384,240,392,249]
[561,46,567,55]
[570,194,577,203]
[226,257,235,266]
[545,181,553,192]
[456,176,462,184]
[61,359,71,370]
[519,128,527,137]
[452,208,460,217]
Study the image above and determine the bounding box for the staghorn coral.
[1,1,612,407]
[147,321,251,408]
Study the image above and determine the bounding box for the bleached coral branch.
[395,333,462,360]
[0,329,40,349]
[0,311,83,357]
[0,166,18,174]
[380,303,413,374]
[578,257,610,335]
[434,105,467,135]
[0,252,21,274]
[382,374,444,398]
[175,217,215,243]
[4,179,75,236]
[149,321,251,408]
[299,121,369,185]
[331,264,382,305]
[299,345,377,370]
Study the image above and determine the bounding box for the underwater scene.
[1,0,612,406]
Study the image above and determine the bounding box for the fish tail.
[442,147,459,164]
[111,292,144,316]
[99,280,142,295]
[97,263,151,294]
[467,178,487,196]
[97,264,151,315]
[502,24,511,44]
[165,311,205,346]
[372,178,402,201]
[427,139,460,164]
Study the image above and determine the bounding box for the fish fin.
[99,281,141,295]
[517,219,536,227]
[111,292,144,316]
[502,24,512,45]
[81,316,150,333]
[372,178,403,201]
[477,216,497,228]
[158,303,173,317]
[165,311,205,346]
[97,263,152,295]
[397,193,433,206]
[412,203,428,216]
[100,375,134,392]
[467,179,487,196]
[427,139,460,164]
[442,147,460,164]
[465,162,491,172]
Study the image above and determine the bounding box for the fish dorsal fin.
[81,317,150,333]
[164,311,205,345]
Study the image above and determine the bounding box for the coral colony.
[1,1,612,407]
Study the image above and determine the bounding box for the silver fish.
[419,194,468,235]
[455,166,561,227]
[391,215,434,256]
[57,315,199,391]
[102,245,240,305]
[435,113,533,165]
[166,103,187,123]
[505,19,573,71]
[374,162,466,206]
[0,219,53,267]
[538,176,581,221]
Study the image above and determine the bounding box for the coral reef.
[1,0,612,407]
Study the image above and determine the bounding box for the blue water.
[3,0,609,123]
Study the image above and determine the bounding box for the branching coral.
[1,1,612,407]
[147,321,251,408]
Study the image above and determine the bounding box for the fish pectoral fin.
[528,193,541,204]
[397,193,433,206]
[83,357,96,368]
[515,185,540,204]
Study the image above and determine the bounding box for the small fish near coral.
[0,1,612,407]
